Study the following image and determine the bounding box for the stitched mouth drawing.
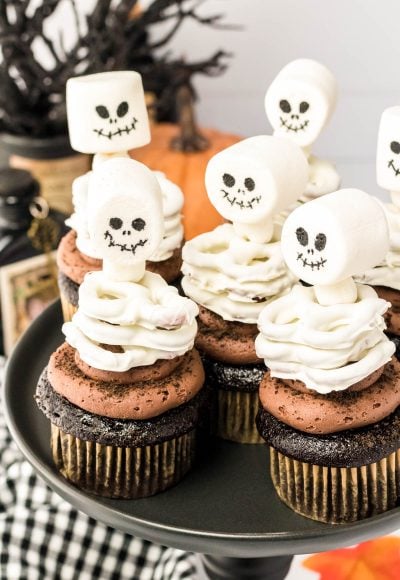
[388,159,400,177]
[104,231,148,253]
[94,118,138,140]
[280,117,309,133]
[297,252,327,270]
[221,189,261,210]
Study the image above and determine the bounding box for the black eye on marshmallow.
[223,173,235,188]
[296,227,309,246]
[299,101,309,114]
[390,141,400,154]
[132,218,146,231]
[244,177,255,191]
[279,99,291,114]
[109,217,122,230]
[117,101,129,118]
[315,233,327,251]
[96,105,110,119]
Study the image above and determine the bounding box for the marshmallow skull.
[67,71,151,154]
[376,106,400,192]
[205,135,308,224]
[281,189,389,286]
[87,157,164,264]
[265,59,338,148]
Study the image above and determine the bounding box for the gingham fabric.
[0,358,197,580]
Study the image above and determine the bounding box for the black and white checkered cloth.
[0,359,197,580]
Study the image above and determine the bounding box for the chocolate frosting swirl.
[48,342,204,420]
[259,357,400,434]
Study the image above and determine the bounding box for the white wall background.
[51,0,400,201]
[144,0,400,201]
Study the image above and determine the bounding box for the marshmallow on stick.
[87,157,164,282]
[205,135,308,244]
[281,189,390,304]
[265,59,339,198]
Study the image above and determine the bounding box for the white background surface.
[144,0,400,202]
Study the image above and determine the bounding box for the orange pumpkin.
[131,122,241,240]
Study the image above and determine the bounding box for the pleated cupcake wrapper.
[51,424,196,499]
[59,293,78,323]
[217,389,264,444]
[270,447,400,524]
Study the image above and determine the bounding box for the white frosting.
[357,201,400,290]
[63,270,198,372]
[181,223,297,324]
[150,172,184,262]
[255,283,395,394]
[303,155,340,199]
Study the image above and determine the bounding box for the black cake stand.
[3,301,400,580]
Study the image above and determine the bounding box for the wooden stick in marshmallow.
[281,189,390,305]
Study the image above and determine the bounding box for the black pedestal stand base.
[200,554,293,580]
[3,302,400,580]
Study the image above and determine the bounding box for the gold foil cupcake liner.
[217,389,264,444]
[270,447,400,524]
[51,425,196,498]
[59,293,78,323]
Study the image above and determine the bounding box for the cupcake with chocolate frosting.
[256,189,400,523]
[36,158,204,498]
[57,71,184,322]
[181,135,308,443]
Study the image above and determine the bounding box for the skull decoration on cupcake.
[36,156,205,499]
[265,59,340,206]
[255,189,400,523]
[182,135,308,443]
[57,71,185,322]
[357,107,400,335]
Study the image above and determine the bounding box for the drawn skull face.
[88,158,163,264]
[282,189,389,286]
[205,135,309,224]
[265,59,337,148]
[67,71,150,154]
[376,106,400,192]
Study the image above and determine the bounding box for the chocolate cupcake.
[37,157,204,498]
[58,71,184,321]
[256,189,400,523]
[181,136,309,443]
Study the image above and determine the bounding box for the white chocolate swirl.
[181,223,297,324]
[255,283,395,394]
[67,170,184,262]
[150,172,184,261]
[357,201,400,291]
[63,270,198,372]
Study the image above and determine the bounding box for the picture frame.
[0,252,59,355]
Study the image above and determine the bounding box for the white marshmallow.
[281,189,389,286]
[87,157,164,271]
[376,106,400,193]
[265,59,337,148]
[67,71,150,154]
[205,135,308,225]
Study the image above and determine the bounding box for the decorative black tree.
[0,0,229,150]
